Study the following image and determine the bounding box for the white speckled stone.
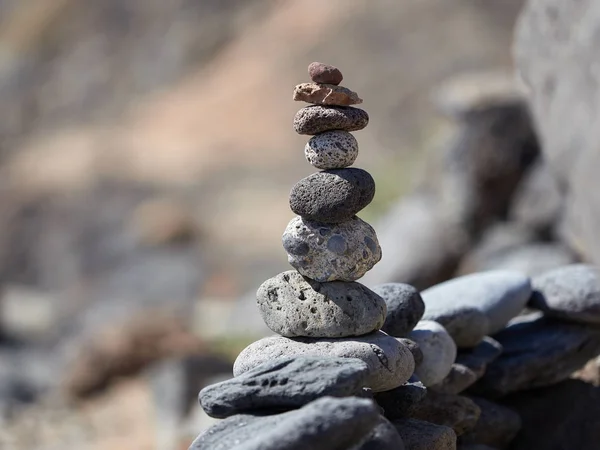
[304,131,359,169]
[409,321,457,387]
[282,215,382,282]
[233,331,415,392]
[256,270,386,338]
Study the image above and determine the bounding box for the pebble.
[304,130,359,169]
[530,264,600,324]
[424,306,489,349]
[375,378,427,420]
[470,313,600,397]
[372,283,425,337]
[190,396,379,450]
[293,82,362,106]
[256,270,386,338]
[392,418,457,450]
[459,397,521,448]
[411,392,481,436]
[409,321,457,386]
[308,62,343,85]
[294,105,369,135]
[430,364,478,395]
[233,331,415,392]
[289,168,376,223]
[282,216,381,282]
[421,271,532,335]
[354,417,406,450]
[199,356,369,418]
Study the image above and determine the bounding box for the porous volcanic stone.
[199,356,369,418]
[190,396,379,450]
[233,331,415,392]
[409,321,457,387]
[530,264,600,324]
[354,417,406,450]
[308,62,343,85]
[393,418,457,450]
[411,392,481,436]
[293,105,369,135]
[256,270,386,338]
[375,378,427,420]
[293,83,362,106]
[372,283,426,337]
[289,168,375,223]
[283,216,381,282]
[305,130,359,169]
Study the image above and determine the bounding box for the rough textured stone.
[283,215,381,282]
[308,62,343,85]
[530,264,600,325]
[289,168,376,223]
[409,321,456,387]
[372,283,425,337]
[375,378,427,420]
[398,338,423,367]
[459,397,520,448]
[199,356,369,418]
[190,396,379,450]
[233,331,415,392]
[293,105,369,135]
[353,416,406,450]
[411,392,481,436]
[393,418,457,450]
[256,270,385,338]
[421,271,532,335]
[470,313,600,397]
[293,83,362,106]
[305,130,359,170]
[425,306,488,349]
[430,364,478,395]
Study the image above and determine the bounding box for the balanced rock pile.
[188,63,600,450]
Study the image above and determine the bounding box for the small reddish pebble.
[308,62,343,85]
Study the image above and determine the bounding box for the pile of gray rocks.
[188,63,600,450]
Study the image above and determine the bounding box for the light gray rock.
[411,392,481,436]
[372,283,425,337]
[199,356,369,418]
[233,331,415,392]
[430,364,478,395]
[353,416,406,450]
[459,397,521,448]
[393,418,457,450]
[530,264,600,324]
[305,130,359,169]
[256,270,385,338]
[424,306,488,349]
[375,378,428,420]
[409,321,457,387]
[293,105,369,135]
[421,271,532,335]
[282,215,382,282]
[190,396,379,450]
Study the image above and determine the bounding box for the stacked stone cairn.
[189,63,600,450]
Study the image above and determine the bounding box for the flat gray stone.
[459,397,521,448]
[289,169,375,223]
[425,305,489,349]
[530,264,600,324]
[409,321,457,387]
[233,331,415,392]
[470,313,600,397]
[393,418,457,450]
[305,130,359,169]
[256,270,385,338]
[421,271,532,335]
[372,283,425,337]
[411,392,481,436]
[283,216,381,282]
[375,378,427,420]
[430,364,478,395]
[190,396,379,450]
[353,416,406,450]
[293,105,369,135]
[199,356,369,418]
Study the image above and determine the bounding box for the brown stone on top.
[308,62,343,85]
[293,83,362,106]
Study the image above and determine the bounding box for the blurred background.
[0,0,583,448]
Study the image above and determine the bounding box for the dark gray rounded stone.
[375,379,427,420]
[430,363,478,395]
[398,338,423,367]
[305,130,358,169]
[256,270,386,338]
[411,391,481,436]
[459,397,521,448]
[372,283,425,337]
[190,396,380,450]
[293,105,369,135]
[199,356,369,418]
[289,169,375,223]
[354,417,406,450]
[530,264,600,324]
